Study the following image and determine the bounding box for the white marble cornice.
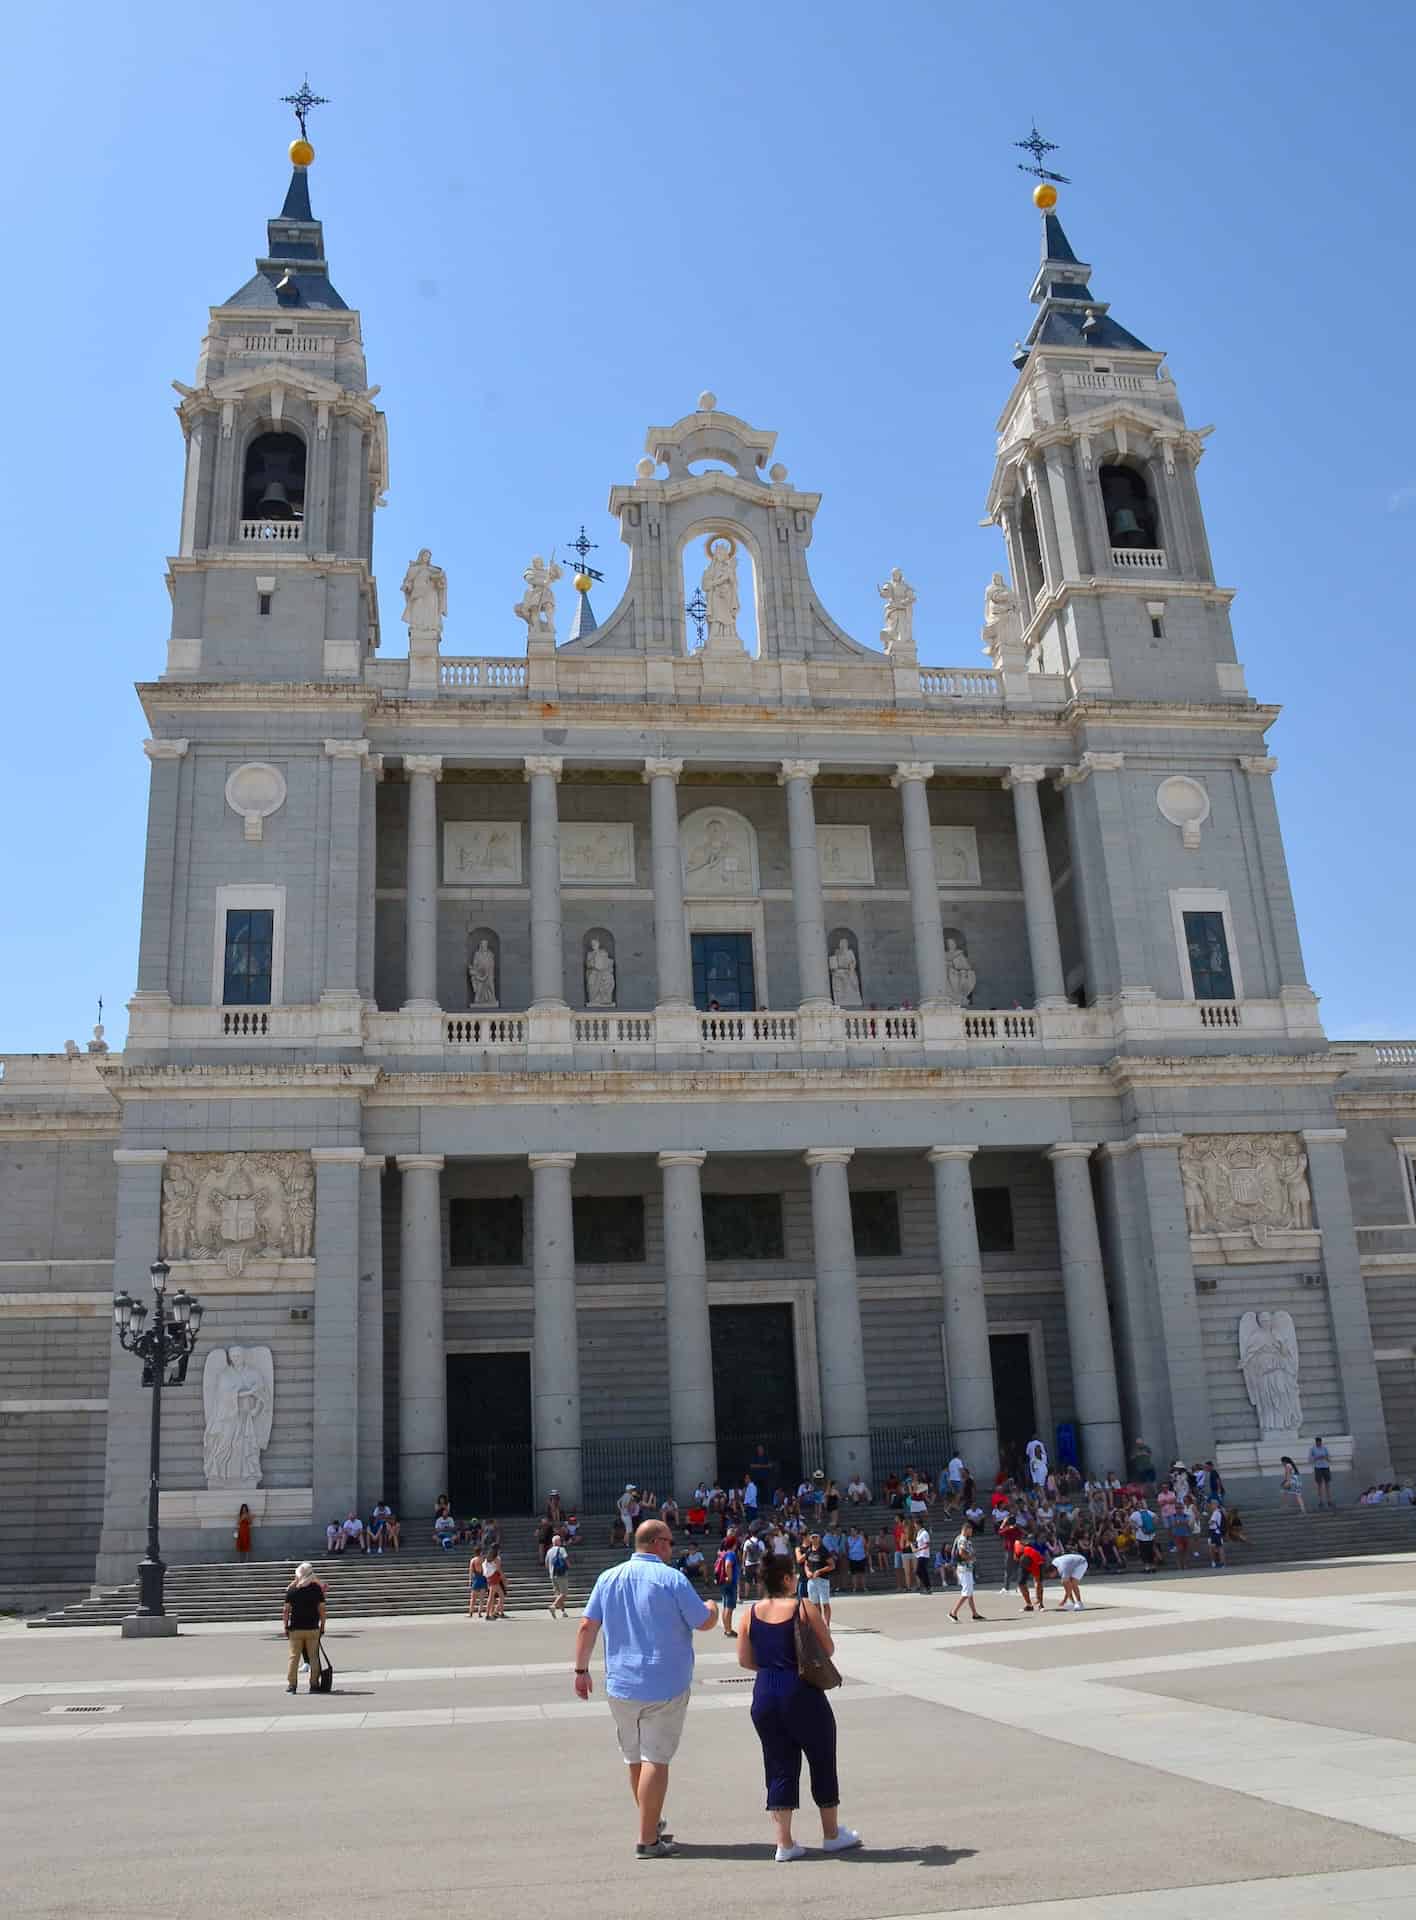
[142,738,190,761]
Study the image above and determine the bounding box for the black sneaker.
[636,1839,678,1860]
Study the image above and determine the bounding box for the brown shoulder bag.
[794,1600,842,1691]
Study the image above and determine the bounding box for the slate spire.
[222,163,348,312]
[1013,209,1149,364]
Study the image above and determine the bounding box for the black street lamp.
[113,1259,204,1623]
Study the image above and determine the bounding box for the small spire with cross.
[281,77,329,143]
[1014,125,1070,186]
[566,526,605,587]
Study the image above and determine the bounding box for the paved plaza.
[4,1557,1416,1915]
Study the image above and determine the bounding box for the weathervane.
[566,526,605,587]
[281,77,329,142]
[685,585,708,648]
[1014,125,1070,186]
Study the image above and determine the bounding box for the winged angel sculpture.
[1238,1310,1302,1434]
[202,1345,275,1488]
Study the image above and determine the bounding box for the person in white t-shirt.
[1051,1551,1088,1611]
[948,1520,983,1622]
[913,1525,934,1594]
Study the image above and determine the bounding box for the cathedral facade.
[4,151,1415,1599]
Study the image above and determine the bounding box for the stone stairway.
[26,1500,1416,1627]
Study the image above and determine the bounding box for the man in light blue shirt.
[575,1518,717,1859]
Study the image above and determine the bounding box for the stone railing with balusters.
[573,1014,655,1046]
[964,1011,1039,1042]
[438,658,528,691]
[700,1011,800,1046]
[919,667,1002,699]
[1110,547,1167,571]
[239,520,302,544]
[842,1010,921,1043]
[236,332,332,355]
[1198,1002,1243,1029]
[445,1014,527,1047]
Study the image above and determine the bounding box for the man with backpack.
[714,1532,740,1636]
[546,1532,571,1616]
[282,1560,327,1694]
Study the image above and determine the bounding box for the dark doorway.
[446,1352,532,1515]
[711,1303,800,1487]
[692,932,756,1011]
[989,1332,1038,1480]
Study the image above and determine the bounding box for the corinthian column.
[659,1150,716,1491]
[780,760,830,1009]
[524,756,566,1010]
[893,762,948,1008]
[644,758,693,1010]
[1005,766,1067,1008]
[402,755,443,1011]
[530,1152,582,1505]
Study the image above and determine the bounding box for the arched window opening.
[1018,492,1046,602]
[1099,464,1158,550]
[242,431,307,524]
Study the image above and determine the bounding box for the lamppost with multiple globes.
[112,1259,204,1623]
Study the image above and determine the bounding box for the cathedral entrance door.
[989,1332,1038,1482]
[711,1303,800,1487]
[446,1352,532,1514]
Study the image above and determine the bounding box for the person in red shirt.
[997,1516,1022,1595]
[1013,1539,1046,1613]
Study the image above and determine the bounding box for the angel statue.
[1238,1310,1302,1434]
[202,1344,275,1488]
[513,555,563,644]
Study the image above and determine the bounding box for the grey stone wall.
[158,1300,313,1494]
[1197,1273,1344,1444]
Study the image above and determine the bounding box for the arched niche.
[466,925,501,1009]
[679,519,763,658]
[826,926,863,1009]
[582,927,616,1009]
[241,428,307,525]
[679,807,760,897]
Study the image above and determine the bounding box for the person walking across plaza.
[546,1533,570,1617]
[281,1561,326,1695]
[574,1518,719,1860]
[737,1552,862,1862]
[948,1519,984,1622]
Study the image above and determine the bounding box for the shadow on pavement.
[670,1843,976,1868]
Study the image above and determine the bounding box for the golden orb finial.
[290,137,315,169]
[1033,181,1058,212]
[574,572,593,594]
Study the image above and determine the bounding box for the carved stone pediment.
[161,1151,314,1276]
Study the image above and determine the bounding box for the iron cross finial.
[1014,125,1070,186]
[566,526,605,583]
[281,78,329,141]
[685,585,708,649]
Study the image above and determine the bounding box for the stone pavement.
[4,1556,1416,1915]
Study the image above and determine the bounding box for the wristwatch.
[574,1667,590,1675]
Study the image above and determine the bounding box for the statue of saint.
[160,1169,197,1262]
[468,938,498,1007]
[942,936,977,1007]
[829,938,862,1009]
[285,1165,314,1259]
[202,1345,274,1488]
[585,938,616,1008]
[1239,1309,1303,1433]
[1274,1148,1313,1230]
[702,537,741,651]
[401,548,447,640]
[877,567,917,656]
[1180,1156,1210,1234]
[513,555,563,644]
[983,571,1018,632]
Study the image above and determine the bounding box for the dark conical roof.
[1017,208,1149,358]
[568,587,598,641]
[222,166,348,311]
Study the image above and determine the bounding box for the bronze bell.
[1109,507,1142,542]
[256,480,292,520]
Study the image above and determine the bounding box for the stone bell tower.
[162,124,387,684]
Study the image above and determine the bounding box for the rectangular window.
[850,1190,901,1258]
[1183,910,1236,1000]
[257,592,272,617]
[691,932,756,1011]
[702,1193,785,1262]
[572,1195,646,1264]
[222,908,274,1005]
[974,1186,1016,1254]
[448,1196,524,1267]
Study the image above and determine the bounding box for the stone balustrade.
[438,657,527,690]
[239,519,303,543]
[1110,546,1168,570]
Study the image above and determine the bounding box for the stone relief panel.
[444,822,522,885]
[1180,1134,1316,1262]
[681,807,758,895]
[931,826,981,888]
[202,1344,275,1489]
[818,826,875,887]
[224,762,287,843]
[560,823,635,884]
[161,1152,315,1276]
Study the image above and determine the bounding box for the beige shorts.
[607,1689,691,1765]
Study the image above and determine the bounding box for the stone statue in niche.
[701,535,742,652]
[1238,1309,1303,1434]
[513,555,562,645]
[941,936,977,1007]
[877,567,917,659]
[1178,1134,1313,1241]
[161,1152,315,1276]
[202,1344,275,1489]
[401,548,447,644]
[829,938,862,1008]
[468,938,498,1007]
[585,938,616,1007]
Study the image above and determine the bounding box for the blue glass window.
[1183,910,1235,1000]
[223,908,274,1005]
[691,932,756,1011]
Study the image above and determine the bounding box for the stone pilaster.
[311,1147,364,1519]
[780,760,830,1009]
[357,1152,386,1509]
[322,741,369,1002]
[401,755,443,1011]
[893,763,949,1009]
[1005,767,1067,1008]
[804,1147,871,1483]
[1046,1143,1124,1475]
[926,1146,998,1480]
[530,1152,582,1508]
[396,1153,446,1515]
[644,759,693,1012]
[133,740,189,1007]
[357,754,383,1006]
[525,757,566,1011]
[659,1150,716,1493]
[1303,1128,1393,1480]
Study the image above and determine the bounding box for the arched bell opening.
[242,430,307,525]
[1099,462,1159,551]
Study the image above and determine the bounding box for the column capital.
[1301,1127,1347,1147]
[891,761,934,787]
[778,758,820,785]
[403,754,443,780]
[1055,751,1124,789]
[311,1146,368,1165]
[642,757,684,783]
[1045,1141,1098,1162]
[926,1144,978,1164]
[395,1153,445,1172]
[1238,754,1279,777]
[1003,765,1048,790]
[523,755,564,781]
[657,1149,708,1169]
[366,754,385,780]
[528,1150,576,1171]
[113,1147,168,1166]
[804,1146,853,1167]
[360,1152,387,1171]
[323,738,371,761]
[142,738,189,762]
[1132,1131,1185,1151]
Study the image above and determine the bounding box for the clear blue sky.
[3,3,1412,1050]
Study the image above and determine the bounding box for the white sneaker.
[775,1843,806,1863]
[822,1829,862,1853]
